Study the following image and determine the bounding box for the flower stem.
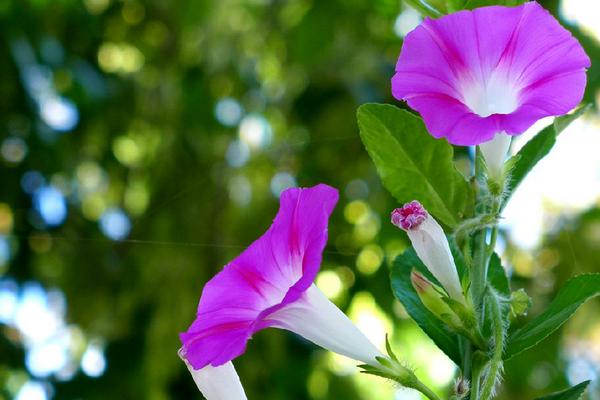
[471,147,489,311]
[471,228,488,311]
[411,380,443,400]
[480,288,505,400]
[469,351,488,400]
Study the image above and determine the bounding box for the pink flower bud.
[392,201,465,303]
[391,201,427,231]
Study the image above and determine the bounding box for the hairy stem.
[471,147,489,311]
[480,288,505,400]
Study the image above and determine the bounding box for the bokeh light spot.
[228,175,252,207]
[84,0,110,14]
[394,7,422,38]
[344,200,369,224]
[0,203,14,234]
[0,235,11,267]
[98,42,145,74]
[21,171,45,195]
[33,186,67,227]
[225,140,250,168]
[1,137,28,164]
[270,172,297,197]
[215,98,244,127]
[0,279,18,324]
[99,208,131,241]
[39,96,78,132]
[316,270,343,300]
[239,114,272,149]
[113,136,142,166]
[81,343,107,377]
[356,245,384,275]
[15,381,48,400]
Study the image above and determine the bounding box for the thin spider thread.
[4,233,358,256]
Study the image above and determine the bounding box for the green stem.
[411,380,443,400]
[470,351,488,400]
[471,229,488,311]
[480,288,505,400]
[462,339,472,379]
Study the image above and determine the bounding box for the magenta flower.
[180,184,382,373]
[392,2,590,146]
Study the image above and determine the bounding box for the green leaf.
[504,274,600,360]
[488,253,510,296]
[503,105,590,209]
[357,103,472,228]
[391,249,462,365]
[535,381,591,400]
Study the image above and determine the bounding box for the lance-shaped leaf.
[505,274,600,360]
[535,380,591,400]
[503,105,590,209]
[357,103,472,228]
[391,248,462,365]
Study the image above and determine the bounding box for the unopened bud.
[411,271,462,328]
[392,201,465,303]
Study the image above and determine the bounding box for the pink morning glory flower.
[391,201,465,303]
[180,184,383,376]
[392,2,590,147]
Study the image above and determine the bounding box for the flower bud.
[411,270,462,328]
[391,201,465,303]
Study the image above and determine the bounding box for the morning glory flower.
[179,349,247,400]
[391,201,464,302]
[392,2,590,149]
[180,184,383,374]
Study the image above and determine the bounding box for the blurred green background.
[0,0,599,399]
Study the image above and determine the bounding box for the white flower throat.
[461,71,520,117]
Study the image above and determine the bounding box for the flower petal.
[179,350,247,400]
[392,3,590,146]
[180,184,339,369]
[265,284,383,365]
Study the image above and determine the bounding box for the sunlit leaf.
[357,103,472,228]
[505,274,600,360]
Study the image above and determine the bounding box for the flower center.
[461,72,520,118]
[391,200,428,231]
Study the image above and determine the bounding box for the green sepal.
[509,288,532,318]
